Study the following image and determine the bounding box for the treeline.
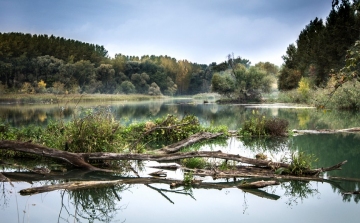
[0,32,213,95]
[279,0,360,90]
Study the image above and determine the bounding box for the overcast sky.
[0,0,333,66]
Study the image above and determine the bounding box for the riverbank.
[0,93,166,104]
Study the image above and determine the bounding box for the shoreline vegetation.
[0,93,168,104]
[0,92,223,104]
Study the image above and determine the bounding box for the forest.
[0,31,279,97]
[0,32,223,96]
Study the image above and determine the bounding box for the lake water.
[1,98,360,223]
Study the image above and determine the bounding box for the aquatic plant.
[181,158,208,169]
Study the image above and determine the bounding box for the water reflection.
[60,185,129,223]
[1,99,360,222]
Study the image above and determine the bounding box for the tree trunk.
[293,127,360,134]
[0,140,102,171]
[0,138,347,177]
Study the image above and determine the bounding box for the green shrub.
[64,108,122,153]
[138,115,202,146]
[239,111,289,137]
[278,88,313,104]
[288,152,317,176]
[313,81,360,110]
[239,111,266,137]
[264,118,289,136]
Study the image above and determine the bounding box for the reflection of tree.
[329,179,360,204]
[58,184,129,223]
[0,183,10,210]
[342,192,360,204]
[278,108,360,130]
[148,101,163,116]
[281,180,319,206]
[294,134,360,179]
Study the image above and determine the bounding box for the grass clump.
[288,152,317,175]
[238,111,289,137]
[181,158,208,169]
[121,114,203,151]
[64,108,122,153]
[276,151,318,176]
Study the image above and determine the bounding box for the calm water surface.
[1,98,359,223]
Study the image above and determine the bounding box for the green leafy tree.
[118,81,136,94]
[164,77,177,96]
[148,82,162,96]
[96,64,115,93]
[234,64,272,101]
[131,72,150,94]
[211,72,235,97]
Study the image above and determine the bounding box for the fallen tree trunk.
[0,140,102,171]
[160,132,223,153]
[293,127,360,135]
[0,139,347,177]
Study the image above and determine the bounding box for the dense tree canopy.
[278,0,360,90]
[0,32,216,95]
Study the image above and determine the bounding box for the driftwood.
[160,132,223,153]
[293,127,360,135]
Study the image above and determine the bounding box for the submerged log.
[293,127,360,135]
